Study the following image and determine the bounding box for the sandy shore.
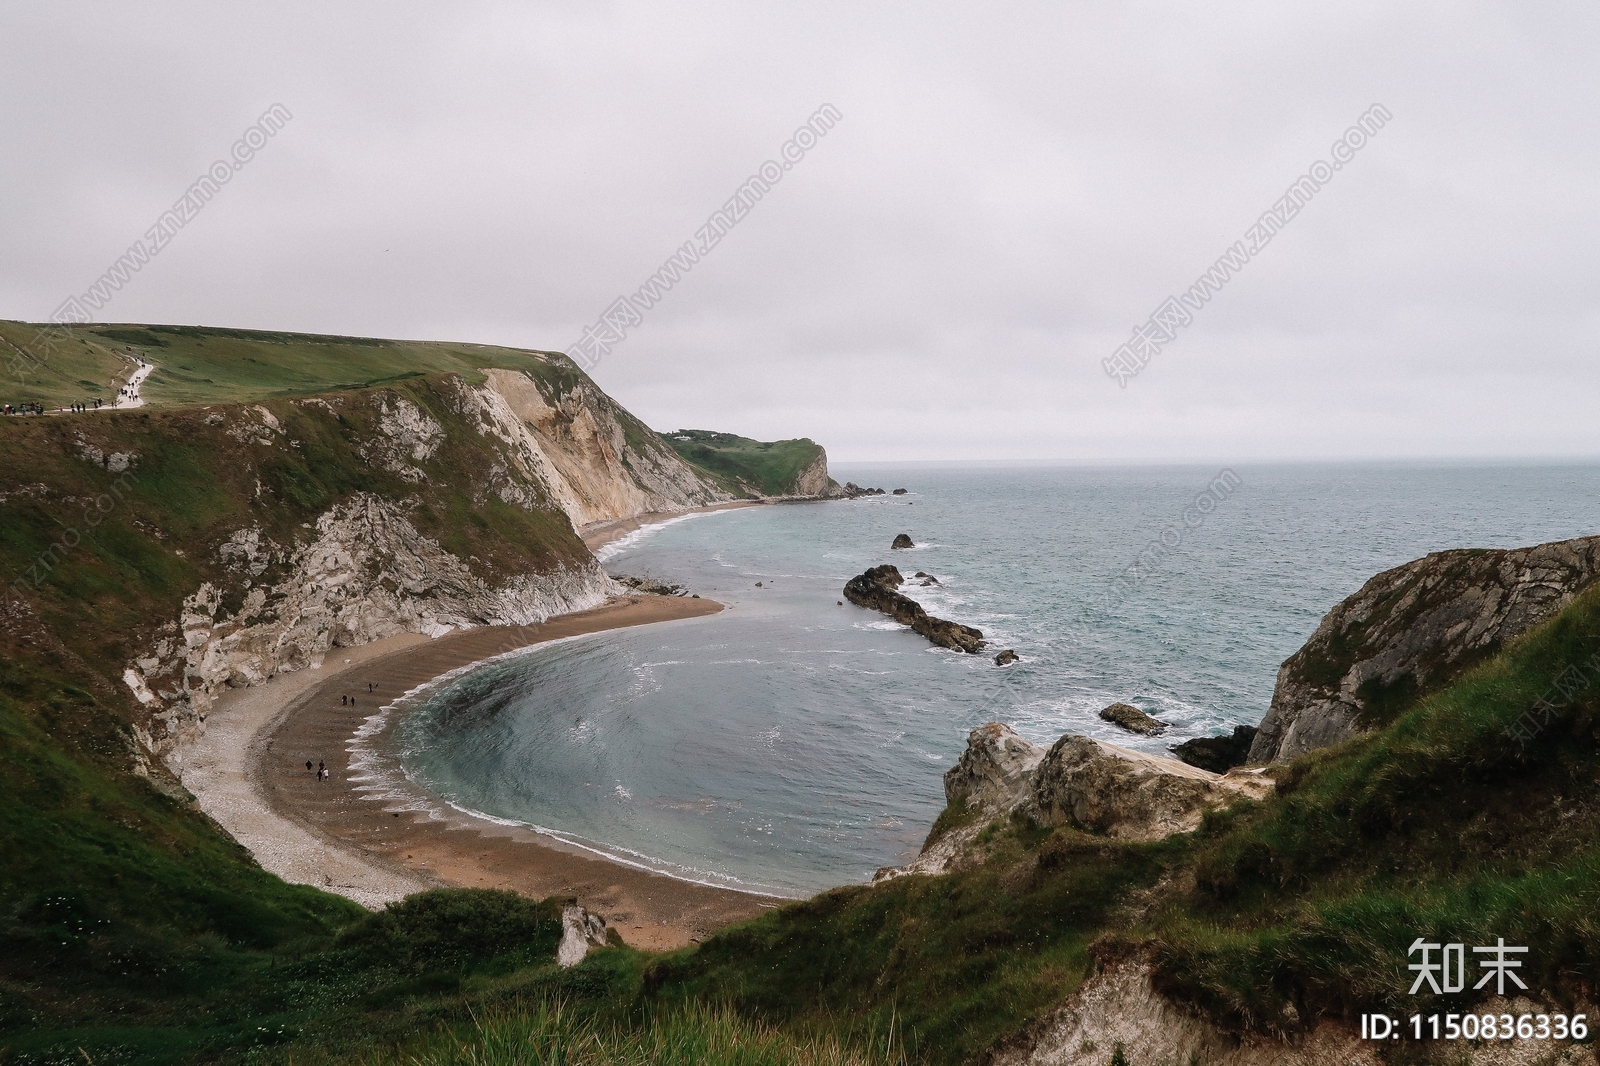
[579,501,765,555]
[173,632,437,910]
[176,595,774,950]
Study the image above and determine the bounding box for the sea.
[374,461,1600,897]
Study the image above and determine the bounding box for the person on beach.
[341,694,347,706]
[306,760,313,773]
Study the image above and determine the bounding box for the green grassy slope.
[1145,582,1600,1030]
[0,374,598,1061]
[0,321,572,410]
[662,429,825,497]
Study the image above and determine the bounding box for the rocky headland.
[880,722,1271,881]
[1248,534,1600,763]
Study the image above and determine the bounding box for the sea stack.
[891,533,914,549]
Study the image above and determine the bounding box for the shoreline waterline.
[250,593,775,949]
[348,630,800,899]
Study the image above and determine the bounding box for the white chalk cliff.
[128,354,780,747]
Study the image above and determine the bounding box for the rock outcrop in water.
[843,565,985,652]
[1098,702,1165,736]
[1249,535,1600,763]
[1171,725,1257,773]
[891,533,914,549]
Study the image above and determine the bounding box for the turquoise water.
[388,462,1600,896]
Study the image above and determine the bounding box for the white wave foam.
[595,508,745,562]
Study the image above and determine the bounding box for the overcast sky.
[3,2,1596,462]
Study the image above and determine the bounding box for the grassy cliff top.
[662,429,825,497]
[0,320,582,410]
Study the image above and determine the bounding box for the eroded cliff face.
[126,491,615,753]
[791,448,842,498]
[1250,535,1600,763]
[468,365,734,527]
[102,372,662,747]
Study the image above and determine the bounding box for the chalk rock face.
[944,723,1048,813]
[986,958,1387,1066]
[462,367,734,527]
[558,901,610,968]
[791,448,844,497]
[127,492,619,751]
[844,565,985,653]
[356,396,444,483]
[1029,736,1273,842]
[1250,535,1600,763]
[1099,702,1165,736]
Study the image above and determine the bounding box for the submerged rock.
[557,900,610,968]
[843,565,985,652]
[891,533,915,549]
[994,649,1018,665]
[893,488,908,494]
[1099,702,1165,736]
[1171,725,1258,773]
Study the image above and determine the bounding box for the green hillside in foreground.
[11,540,1600,1063]
[663,429,826,497]
[0,320,579,410]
